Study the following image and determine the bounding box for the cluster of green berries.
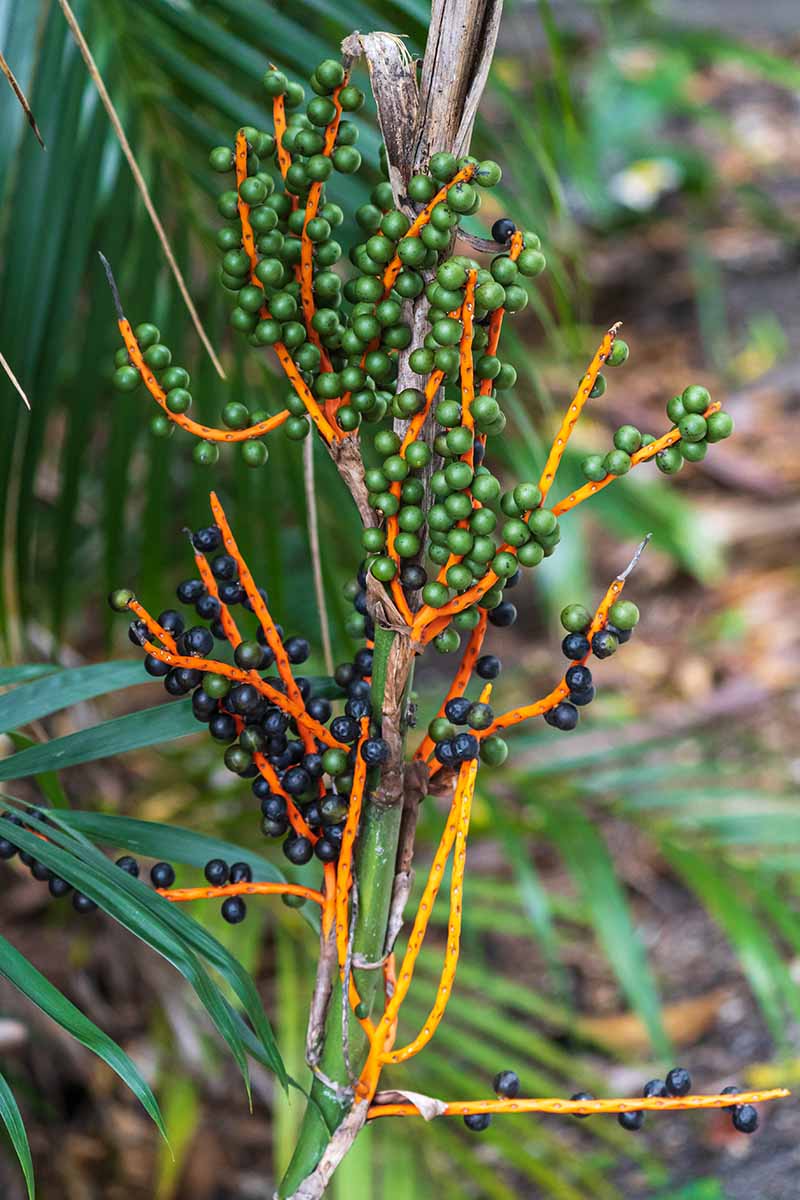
[580,384,734,484]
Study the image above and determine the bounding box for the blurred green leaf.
[542,800,670,1059]
[0,932,166,1140]
[0,1071,35,1200]
[0,659,149,734]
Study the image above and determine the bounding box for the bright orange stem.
[367,1089,790,1120]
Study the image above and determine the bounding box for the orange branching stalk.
[537,322,621,502]
[552,400,721,517]
[367,1089,791,1121]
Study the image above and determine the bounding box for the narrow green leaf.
[543,801,671,1058]
[0,1071,35,1199]
[0,809,286,1087]
[0,934,165,1141]
[0,699,199,780]
[664,844,800,1044]
[0,814,255,1089]
[0,659,149,734]
[5,733,68,809]
[0,664,57,686]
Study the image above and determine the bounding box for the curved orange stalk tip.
[159,882,325,906]
[552,402,720,517]
[537,322,621,503]
[119,318,292,443]
[366,1088,790,1120]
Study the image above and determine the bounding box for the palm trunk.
[278,7,503,1194]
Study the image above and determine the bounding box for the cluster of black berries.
[0,811,185,918]
[110,530,395,870]
[571,1068,758,1134]
[0,809,99,912]
[427,693,505,770]
[544,597,641,733]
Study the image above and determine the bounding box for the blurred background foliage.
[1,0,798,1197]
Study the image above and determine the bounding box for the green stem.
[279,624,409,1196]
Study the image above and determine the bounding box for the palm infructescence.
[0,8,786,1200]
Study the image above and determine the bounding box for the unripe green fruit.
[678,413,707,443]
[193,440,220,466]
[655,445,683,474]
[517,541,544,568]
[613,425,642,454]
[608,599,639,630]
[516,248,546,277]
[113,365,140,392]
[371,556,397,582]
[581,453,607,482]
[561,603,592,633]
[606,338,629,366]
[603,449,632,475]
[705,411,734,442]
[108,588,134,612]
[528,508,557,537]
[422,581,450,608]
[480,735,508,766]
[681,384,711,414]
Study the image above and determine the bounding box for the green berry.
[603,449,632,476]
[581,453,607,482]
[108,588,133,612]
[112,365,140,392]
[706,411,734,442]
[429,152,458,182]
[561,604,592,633]
[608,599,639,630]
[371,556,397,582]
[678,413,707,443]
[613,425,642,454]
[422,581,450,608]
[193,440,219,466]
[528,508,557,537]
[480,735,508,766]
[680,439,708,462]
[681,384,711,414]
[606,339,629,366]
[655,445,683,474]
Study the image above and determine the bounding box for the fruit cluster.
[107,500,397,893]
[460,1066,758,1134]
[580,384,734,483]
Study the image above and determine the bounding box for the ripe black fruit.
[283,836,313,865]
[116,855,140,877]
[476,654,501,679]
[221,896,247,924]
[732,1104,758,1134]
[491,218,516,243]
[229,862,252,884]
[444,697,472,725]
[204,859,229,885]
[463,1112,491,1132]
[642,1079,667,1098]
[562,632,590,660]
[183,626,214,657]
[544,702,578,731]
[150,861,176,889]
[665,1067,691,1097]
[618,1110,644,1132]
[361,738,389,765]
[570,1091,595,1118]
[493,1070,520,1098]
